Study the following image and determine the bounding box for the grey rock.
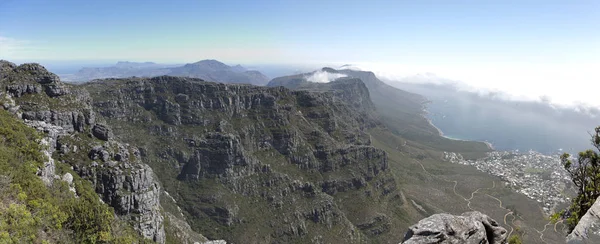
[23,120,69,186]
[88,146,104,160]
[6,83,42,97]
[100,150,110,162]
[61,173,77,194]
[44,83,70,97]
[62,173,74,184]
[2,62,68,97]
[567,196,600,243]
[22,110,91,133]
[357,214,390,236]
[14,63,60,84]
[179,132,259,180]
[402,211,507,244]
[76,147,165,243]
[0,60,17,77]
[202,241,228,244]
[92,123,112,141]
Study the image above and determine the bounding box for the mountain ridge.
[63,59,270,86]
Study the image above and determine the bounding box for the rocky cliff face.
[402,211,508,244]
[0,60,166,243]
[567,196,600,243]
[83,75,404,243]
[267,68,491,155]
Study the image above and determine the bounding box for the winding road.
[412,158,566,243]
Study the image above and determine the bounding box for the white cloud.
[349,61,600,108]
[0,36,32,58]
[305,70,347,83]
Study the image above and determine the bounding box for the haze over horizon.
[1,0,598,106]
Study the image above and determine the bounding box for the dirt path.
[411,158,567,243]
[554,220,566,233]
[485,193,515,237]
[534,222,553,243]
[413,159,516,234]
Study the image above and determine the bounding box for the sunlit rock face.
[567,196,600,244]
[403,211,507,244]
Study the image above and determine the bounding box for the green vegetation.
[508,234,523,244]
[549,210,564,224]
[0,109,145,243]
[561,126,600,230]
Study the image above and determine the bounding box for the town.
[443,150,573,214]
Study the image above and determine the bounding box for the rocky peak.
[0,60,17,77]
[2,61,69,98]
[231,64,246,73]
[13,63,60,84]
[187,59,230,70]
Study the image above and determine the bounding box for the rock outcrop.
[0,60,166,243]
[92,123,112,140]
[402,211,508,244]
[567,196,600,243]
[71,141,165,243]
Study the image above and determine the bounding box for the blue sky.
[1,0,599,105]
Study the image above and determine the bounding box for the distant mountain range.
[61,59,270,85]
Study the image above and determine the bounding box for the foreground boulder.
[402,211,507,244]
[567,196,600,243]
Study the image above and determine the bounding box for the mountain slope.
[0,60,160,243]
[267,68,569,243]
[267,68,492,158]
[82,75,410,243]
[0,60,220,244]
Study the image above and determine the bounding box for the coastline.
[423,109,495,151]
[425,116,444,137]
